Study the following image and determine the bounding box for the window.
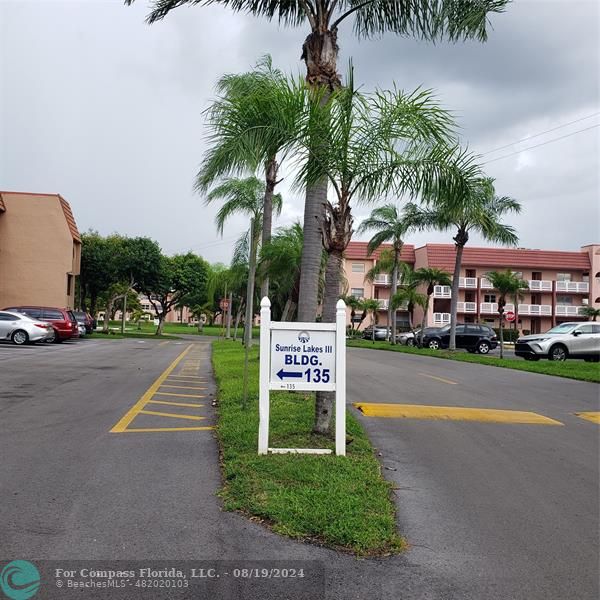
[21,308,41,319]
[0,312,17,321]
[557,273,572,282]
[593,325,600,334]
[465,269,476,278]
[455,325,466,334]
[532,271,542,281]
[66,274,73,296]
[512,271,523,279]
[556,295,573,304]
[465,291,475,302]
[350,288,364,299]
[44,309,63,320]
[576,324,593,335]
[464,316,475,323]
[484,294,496,303]
[351,263,365,273]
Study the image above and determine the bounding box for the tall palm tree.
[411,178,521,351]
[206,176,282,347]
[485,270,529,359]
[197,57,304,298]
[358,203,421,343]
[582,306,600,321]
[361,298,381,343]
[411,266,452,346]
[126,0,510,324]
[392,269,427,334]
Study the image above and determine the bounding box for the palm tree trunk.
[449,244,464,351]
[233,300,244,341]
[260,157,278,300]
[244,220,258,348]
[390,262,399,344]
[420,295,431,346]
[499,312,504,359]
[313,250,342,435]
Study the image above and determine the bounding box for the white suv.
[515,322,600,362]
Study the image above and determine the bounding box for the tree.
[343,295,363,335]
[411,266,452,346]
[411,178,521,351]
[582,306,600,321]
[126,0,510,325]
[392,281,426,335]
[361,298,381,343]
[206,176,282,347]
[484,270,529,358]
[197,57,304,299]
[358,203,421,343]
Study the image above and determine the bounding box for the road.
[0,337,598,599]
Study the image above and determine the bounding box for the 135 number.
[304,368,330,383]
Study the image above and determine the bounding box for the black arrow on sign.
[277,369,303,380]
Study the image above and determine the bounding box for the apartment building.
[343,242,600,335]
[0,191,81,309]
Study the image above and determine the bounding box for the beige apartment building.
[0,191,81,309]
[344,242,600,335]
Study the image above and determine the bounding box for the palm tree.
[358,203,421,343]
[411,178,521,351]
[581,306,600,321]
[392,281,426,335]
[411,267,452,346]
[206,176,282,347]
[126,0,510,325]
[342,295,363,335]
[485,270,529,358]
[196,57,304,298]
[361,298,381,343]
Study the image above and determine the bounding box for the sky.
[1,0,598,264]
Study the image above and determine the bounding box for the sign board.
[269,329,336,391]
[505,311,516,322]
[258,297,346,456]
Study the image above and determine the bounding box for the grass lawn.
[90,330,177,340]
[348,339,600,384]
[212,340,405,556]
[101,320,259,338]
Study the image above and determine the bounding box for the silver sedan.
[0,310,54,345]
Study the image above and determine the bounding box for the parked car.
[73,311,94,334]
[362,326,391,341]
[420,324,498,354]
[0,310,54,345]
[398,327,438,346]
[77,323,86,337]
[1,306,78,342]
[515,322,600,362]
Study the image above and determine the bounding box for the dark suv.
[2,306,78,342]
[420,324,498,354]
[73,311,95,334]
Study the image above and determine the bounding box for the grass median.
[211,340,405,556]
[348,339,600,383]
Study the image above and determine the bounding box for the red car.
[1,306,78,342]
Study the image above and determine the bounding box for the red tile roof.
[0,191,81,243]
[422,244,591,271]
[345,241,416,263]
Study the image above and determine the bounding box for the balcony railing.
[433,312,450,325]
[374,274,391,286]
[518,304,552,316]
[480,303,515,314]
[457,301,477,313]
[480,277,494,289]
[377,299,389,310]
[528,279,552,292]
[555,305,586,317]
[433,285,451,298]
[458,277,478,288]
[556,281,589,293]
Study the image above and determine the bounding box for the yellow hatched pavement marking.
[110,345,194,432]
[148,400,204,408]
[353,403,563,425]
[160,384,206,390]
[139,410,205,421]
[575,412,600,424]
[167,375,206,379]
[155,391,205,398]
[123,427,214,432]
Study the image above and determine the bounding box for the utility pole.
[121,293,127,335]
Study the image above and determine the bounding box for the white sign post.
[258,297,347,456]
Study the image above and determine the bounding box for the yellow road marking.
[155,391,205,398]
[148,400,204,408]
[353,403,563,425]
[110,345,193,432]
[122,427,214,432]
[160,384,206,390]
[419,372,458,385]
[168,375,207,380]
[139,410,206,421]
[575,412,600,424]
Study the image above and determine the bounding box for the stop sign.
[505,311,516,322]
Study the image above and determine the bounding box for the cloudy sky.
[1,0,598,263]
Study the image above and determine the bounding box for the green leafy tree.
[361,298,381,343]
[485,270,529,358]
[126,0,510,326]
[411,266,452,346]
[410,178,521,350]
[392,282,426,334]
[342,294,363,335]
[582,306,600,321]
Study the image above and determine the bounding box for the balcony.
[433,285,451,298]
[433,312,450,325]
[518,304,552,316]
[555,305,587,317]
[556,281,589,293]
[480,277,494,289]
[480,303,515,314]
[374,274,391,286]
[528,279,552,292]
[457,301,477,313]
[458,277,478,288]
[377,298,389,310]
